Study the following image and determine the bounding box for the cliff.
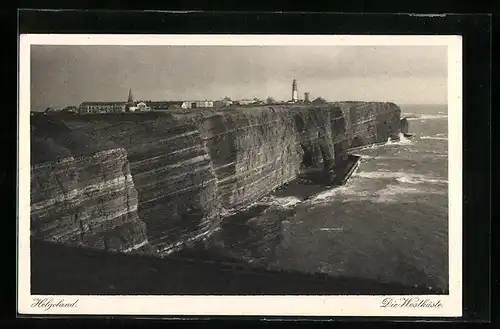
[30,116,150,253]
[30,102,402,256]
[335,101,402,148]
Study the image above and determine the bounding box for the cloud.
[30,45,448,110]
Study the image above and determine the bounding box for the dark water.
[206,104,449,292]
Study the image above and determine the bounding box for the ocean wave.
[308,179,445,205]
[386,133,412,145]
[354,142,387,151]
[220,195,302,218]
[420,136,448,141]
[309,184,369,204]
[357,154,400,160]
[374,184,446,203]
[319,227,344,232]
[406,114,448,121]
[406,149,448,157]
[353,170,448,184]
[396,175,448,185]
[354,133,412,152]
[374,185,425,203]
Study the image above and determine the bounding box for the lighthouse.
[292,79,298,103]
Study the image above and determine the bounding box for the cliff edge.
[30,102,402,255]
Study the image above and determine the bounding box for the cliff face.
[56,113,220,255]
[194,107,301,210]
[336,102,401,148]
[191,104,347,210]
[31,102,402,255]
[30,117,149,253]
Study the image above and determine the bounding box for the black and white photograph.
[18,34,462,317]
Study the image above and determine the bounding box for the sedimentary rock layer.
[192,104,348,210]
[30,117,149,252]
[31,102,402,255]
[335,102,401,148]
[60,113,221,255]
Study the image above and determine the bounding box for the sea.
[204,104,449,293]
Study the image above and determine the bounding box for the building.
[214,97,233,107]
[79,88,134,114]
[79,101,126,113]
[292,79,299,103]
[304,92,310,103]
[219,97,233,107]
[136,102,151,112]
[235,99,254,106]
[189,100,214,108]
[147,101,190,111]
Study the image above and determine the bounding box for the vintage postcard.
[18,34,462,317]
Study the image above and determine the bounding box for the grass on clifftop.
[31,114,119,164]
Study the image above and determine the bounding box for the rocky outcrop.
[400,117,410,135]
[31,102,402,255]
[30,117,149,253]
[336,102,401,148]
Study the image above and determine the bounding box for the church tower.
[292,79,298,102]
[125,88,135,111]
[127,88,134,103]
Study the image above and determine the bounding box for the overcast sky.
[30,45,447,110]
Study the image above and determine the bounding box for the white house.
[236,99,254,105]
[136,102,151,111]
[189,100,214,108]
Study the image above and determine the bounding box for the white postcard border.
[18,34,463,317]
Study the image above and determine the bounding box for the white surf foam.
[354,170,448,185]
[354,143,387,151]
[406,114,448,121]
[308,182,371,205]
[319,227,344,232]
[374,184,445,203]
[355,133,412,152]
[386,133,412,146]
[308,177,446,205]
[420,136,448,141]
